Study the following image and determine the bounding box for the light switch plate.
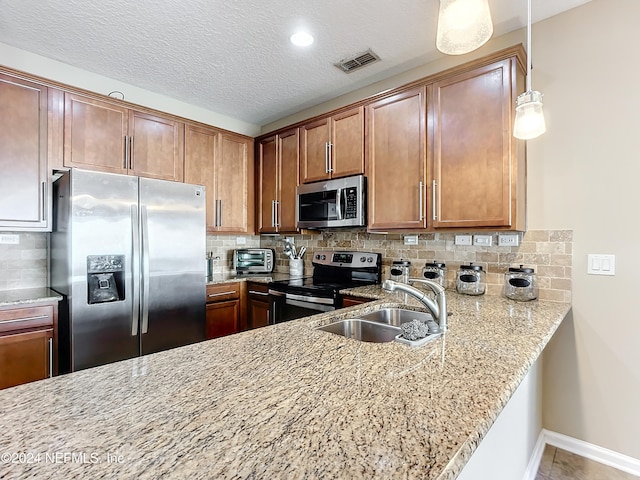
[455,235,473,246]
[473,235,493,246]
[587,254,616,276]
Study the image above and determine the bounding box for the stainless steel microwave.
[296,175,366,229]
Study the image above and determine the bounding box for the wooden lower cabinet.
[341,295,372,308]
[246,282,270,329]
[0,303,57,390]
[205,283,241,339]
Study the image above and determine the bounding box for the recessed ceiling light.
[290,31,314,47]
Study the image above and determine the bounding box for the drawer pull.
[208,291,236,298]
[249,290,269,296]
[0,315,49,325]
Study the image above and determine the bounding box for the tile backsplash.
[0,233,49,290]
[260,229,572,302]
[0,230,572,302]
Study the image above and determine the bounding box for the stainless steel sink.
[317,319,401,343]
[359,308,433,327]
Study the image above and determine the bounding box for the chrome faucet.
[382,278,448,333]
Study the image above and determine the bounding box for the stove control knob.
[321,254,327,260]
[315,254,320,260]
[367,257,374,263]
[360,256,366,263]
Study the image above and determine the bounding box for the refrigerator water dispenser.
[87,255,125,304]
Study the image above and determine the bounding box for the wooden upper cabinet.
[429,58,525,230]
[64,93,129,174]
[185,125,253,233]
[129,110,184,181]
[64,92,184,181]
[366,87,427,230]
[0,74,50,231]
[257,129,299,233]
[216,132,253,233]
[300,106,364,183]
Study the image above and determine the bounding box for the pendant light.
[513,0,546,139]
[436,0,493,55]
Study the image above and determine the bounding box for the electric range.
[267,250,382,324]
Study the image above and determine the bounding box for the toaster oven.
[233,248,274,274]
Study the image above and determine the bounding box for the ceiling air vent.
[334,49,380,74]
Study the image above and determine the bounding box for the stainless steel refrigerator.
[51,169,206,372]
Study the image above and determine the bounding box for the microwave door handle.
[336,188,343,220]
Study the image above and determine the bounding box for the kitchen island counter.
[0,287,62,307]
[0,290,569,479]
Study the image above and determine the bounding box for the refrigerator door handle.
[131,205,140,336]
[141,205,150,334]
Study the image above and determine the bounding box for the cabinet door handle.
[249,290,269,296]
[325,142,330,174]
[208,291,236,298]
[0,315,49,325]
[48,337,53,378]
[41,181,47,222]
[129,136,134,170]
[218,199,223,227]
[271,200,276,228]
[432,180,438,221]
[274,201,280,228]
[327,142,333,173]
[124,136,129,169]
[418,181,424,221]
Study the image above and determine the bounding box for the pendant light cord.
[526,0,532,92]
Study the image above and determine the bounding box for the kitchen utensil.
[298,246,306,259]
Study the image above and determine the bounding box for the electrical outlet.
[403,235,418,246]
[455,235,473,246]
[236,236,246,245]
[587,254,616,276]
[0,234,19,245]
[473,235,492,246]
[498,234,520,247]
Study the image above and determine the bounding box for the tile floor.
[536,445,639,480]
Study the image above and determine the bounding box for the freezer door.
[66,169,140,371]
[139,177,206,354]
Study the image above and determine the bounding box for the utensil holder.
[289,258,304,277]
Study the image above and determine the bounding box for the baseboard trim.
[527,429,640,478]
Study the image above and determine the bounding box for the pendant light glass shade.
[514,91,546,139]
[436,0,493,55]
[513,0,546,140]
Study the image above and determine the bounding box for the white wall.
[530,0,640,459]
[0,42,261,137]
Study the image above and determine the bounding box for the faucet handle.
[407,277,445,295]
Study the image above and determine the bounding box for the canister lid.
[392,259,412,267]
[459,263,483,271]
[424,261,446,268]
[508,264,535,274]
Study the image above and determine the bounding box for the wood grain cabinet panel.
[185,126,254,233]
[205,283,240,339]
[0,303,57,390]
[300,106,364,183]
[257,128,299,233]
[0,74,50,230]
[366,87,427,230]
[429,58,526,230]
[246,282,269,329]
[64,92,184,182]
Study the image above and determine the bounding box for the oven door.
[268,290,335,324]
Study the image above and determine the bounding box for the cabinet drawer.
[247,282,269,298]
[0,305,54,334]
[206,283,241,303]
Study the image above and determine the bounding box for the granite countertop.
[0,287,63,307]
[206,272,292,285]
[0,288,570,480]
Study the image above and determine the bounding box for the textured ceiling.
[0,0,591,127]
